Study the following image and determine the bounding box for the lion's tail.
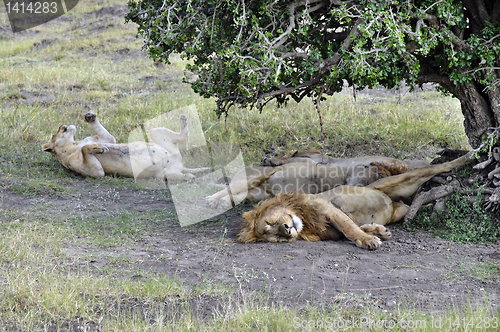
[367,151,475,201]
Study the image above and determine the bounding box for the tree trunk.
[443,83,500,148]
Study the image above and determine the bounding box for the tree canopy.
[126,0,500,148]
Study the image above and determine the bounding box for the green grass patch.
[408,190,500,244]
[10,178,74,197]
[442,259,500,283]
[472,262,500,281]
[199,92,469,164]
[60,208,177,248]
[69,212,146,247]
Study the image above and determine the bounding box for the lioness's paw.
[205,195,218,208]
[93,146,108,154]
[260,156,283,167]
[355,236,382,250]
[217,196,232,210]
[206,195,232,209]
[84,112,97,123]
[377,228,391,240]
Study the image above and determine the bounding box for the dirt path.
[2,178,498,313]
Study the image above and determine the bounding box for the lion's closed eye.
[264,221,275,232]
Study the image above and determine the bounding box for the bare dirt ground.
[2,173,499,314]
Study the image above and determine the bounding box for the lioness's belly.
[261,163,348,195]
[259,163,381,195]
[95,142,174,178]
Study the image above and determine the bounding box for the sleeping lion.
[42,112,210,181]
[261,148,430,170]
[207,150,427,210]
[237,153,474,250]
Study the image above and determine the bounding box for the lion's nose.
[284,224,291,234]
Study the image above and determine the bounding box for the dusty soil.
[1,172,499,314]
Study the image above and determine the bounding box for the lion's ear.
[242,211,257,222]
[42,142,54,152]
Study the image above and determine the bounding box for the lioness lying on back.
[42,112,210,181]
[238,153,474,250]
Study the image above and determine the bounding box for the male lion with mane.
[237,153,474,250]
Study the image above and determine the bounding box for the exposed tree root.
[404,180,460,224]
[404,145,500,224]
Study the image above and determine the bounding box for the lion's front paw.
[84,112,97,123]
[206,195,218,208]
[360,223,392,240]
[260,156,283,167]
[355,236,382,250]
[206,194,232,209]
[93,146,108,154]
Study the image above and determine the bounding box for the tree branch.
[330,0,354,5]
[404,180,460,224]
[463,67,500,75]
[254,15,363,106]
[271,0,326,50]
[417,72,453,88]
[257,77,322,106]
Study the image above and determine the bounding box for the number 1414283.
[5,2,59,14]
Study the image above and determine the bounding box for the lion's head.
[239,206,303,243]
[237,192,342,243]
[42,124,77,156]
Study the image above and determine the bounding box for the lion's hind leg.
[183,166,213,175]
[149,115,190,148]
[367,152,474,201]
[390,202,409,223]
[84,112,116,144]
[359,223,391,240]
